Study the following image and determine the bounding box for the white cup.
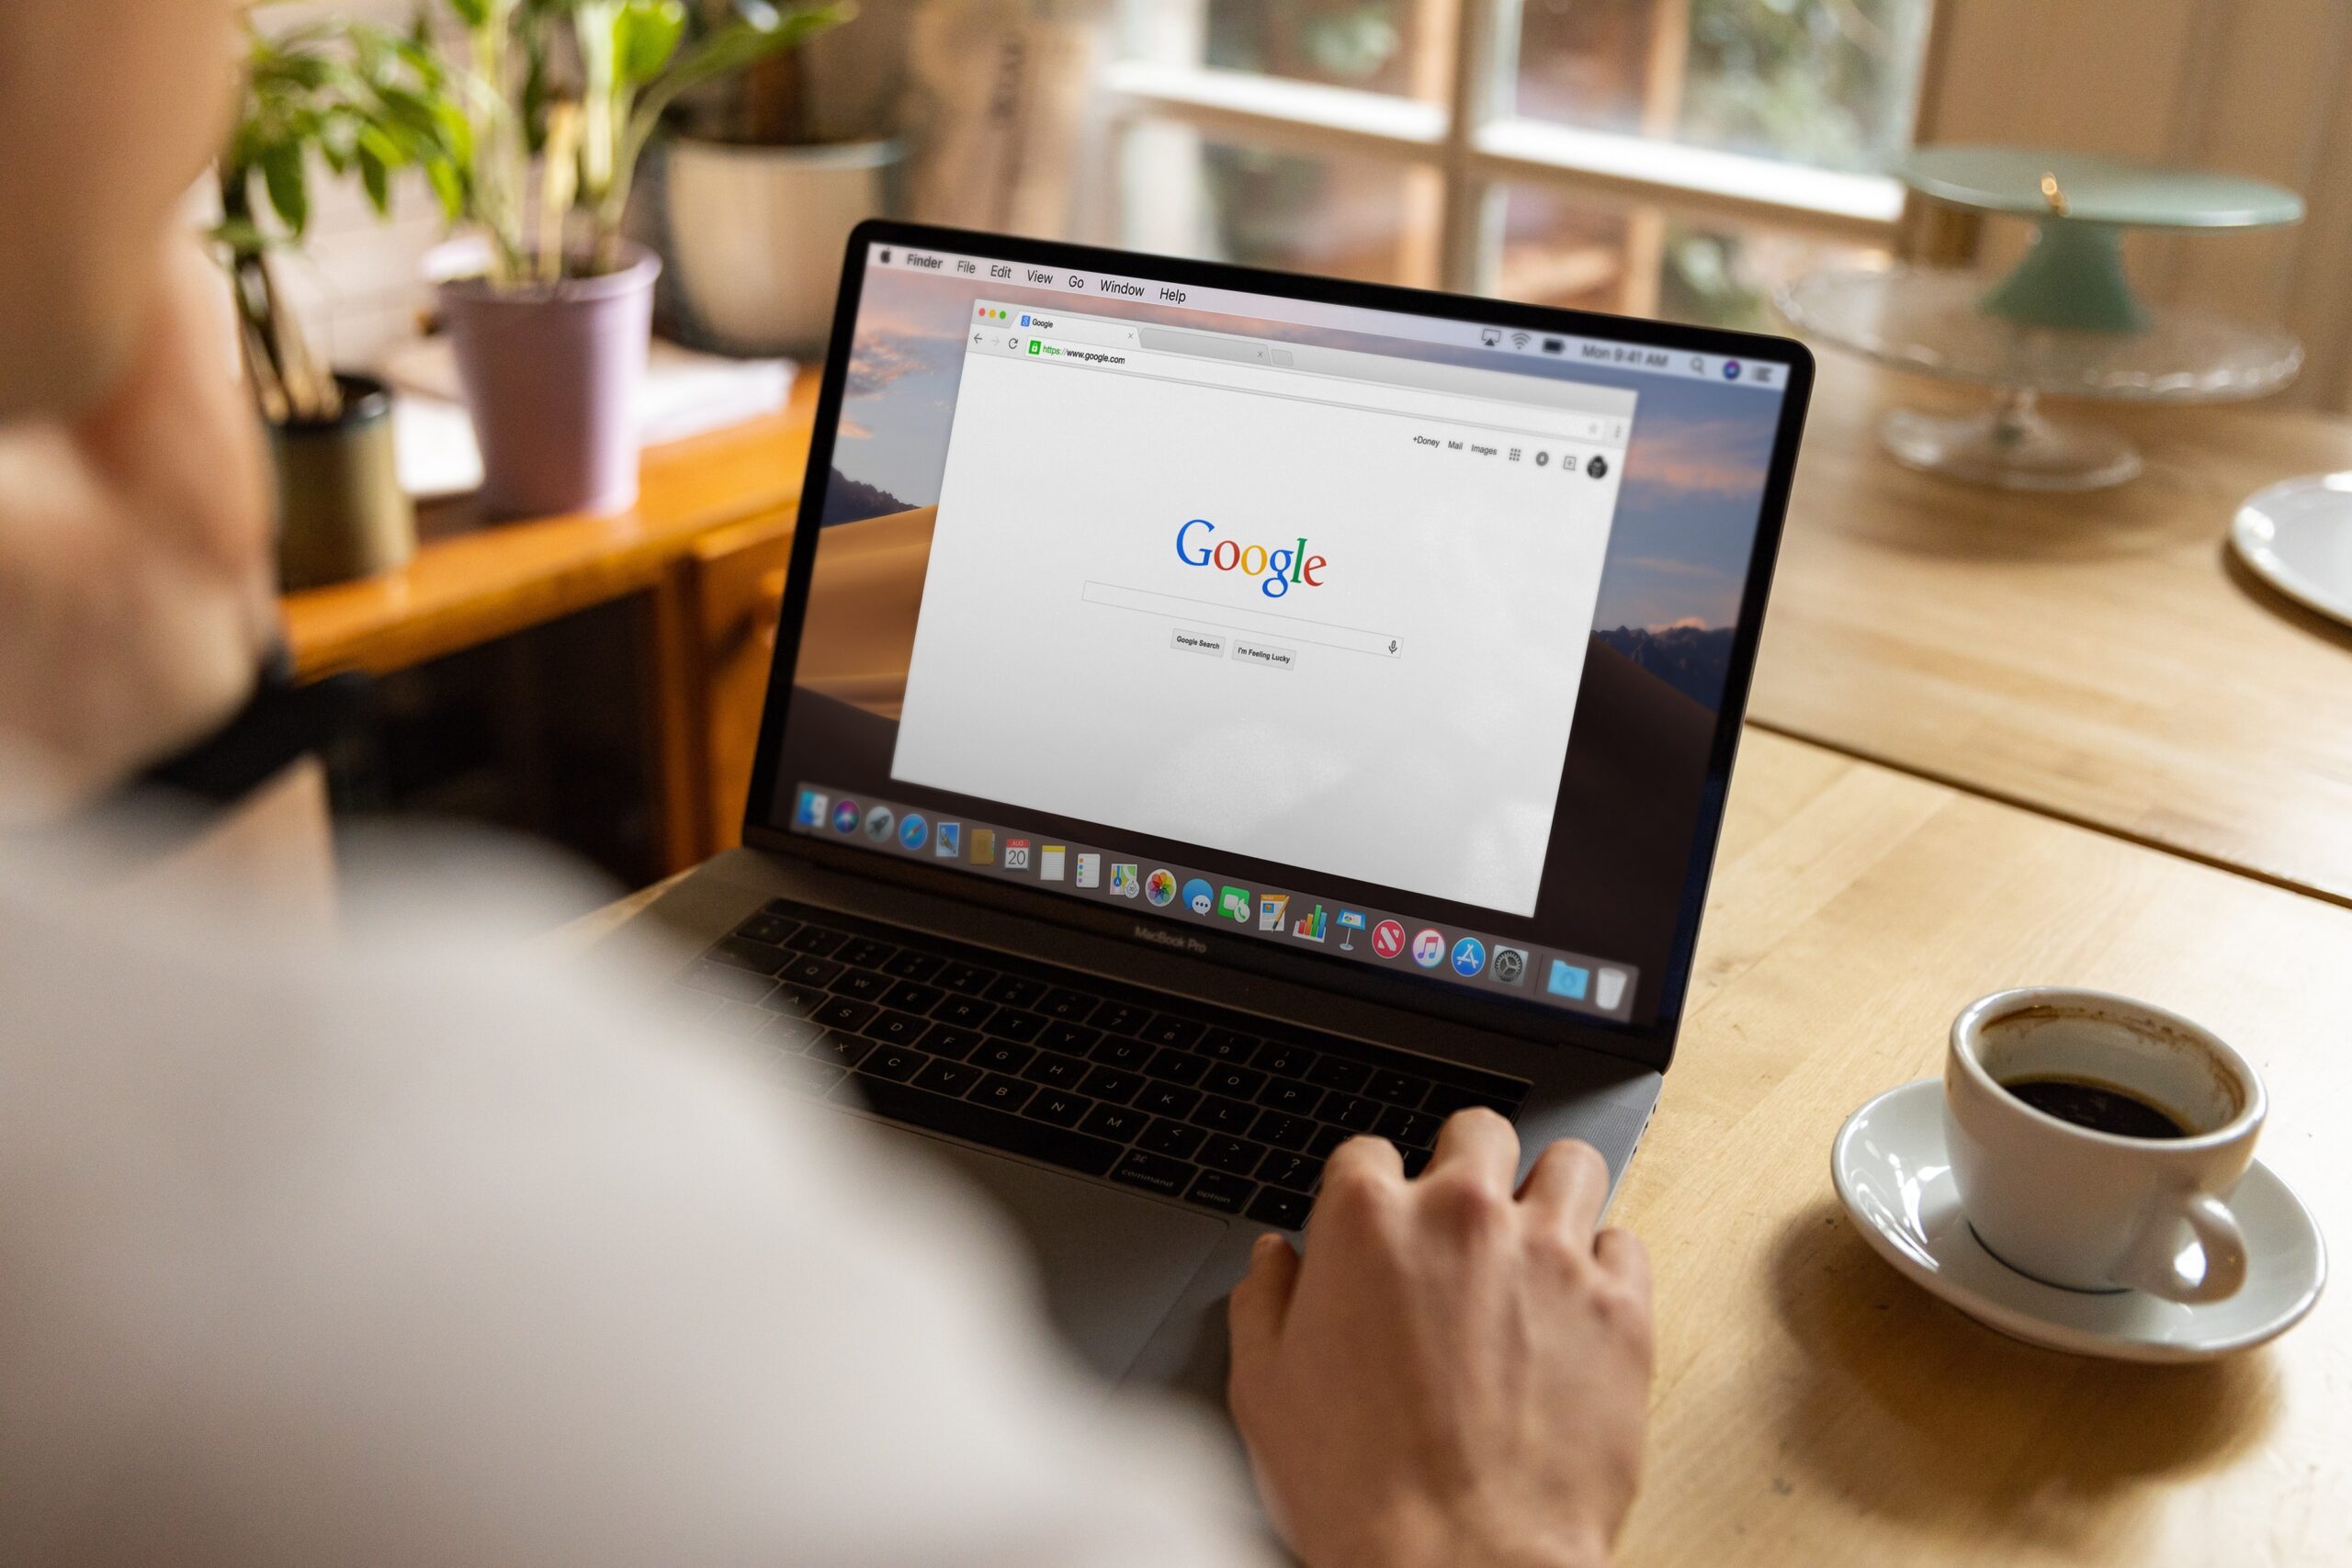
[1944,987,2265,1302]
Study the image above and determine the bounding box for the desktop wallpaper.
[771,258,1793,1027]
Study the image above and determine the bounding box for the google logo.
[1175,519,1328,599]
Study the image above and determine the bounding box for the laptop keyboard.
[673,898,1531,1230]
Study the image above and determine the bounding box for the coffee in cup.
[1945,987,2265,1302]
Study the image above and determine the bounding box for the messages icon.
[1182,877,1213,914]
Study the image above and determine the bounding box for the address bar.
[1059,340,1615,446]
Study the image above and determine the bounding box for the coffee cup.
[1945,987,2265,1302]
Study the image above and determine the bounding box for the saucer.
[2233,474,2352,630]
[1830,1080,2326,1361]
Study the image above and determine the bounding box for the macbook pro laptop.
[618,221,1813,1401]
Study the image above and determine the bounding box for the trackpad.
[918,1134,1229,1380]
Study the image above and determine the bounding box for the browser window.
[892,303,1637,916]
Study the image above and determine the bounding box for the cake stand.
[1778,148,2304,491]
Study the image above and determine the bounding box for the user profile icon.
[1533,450,1550,468]
[1586,455,1609,479]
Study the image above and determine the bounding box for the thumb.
[1227,1232,1301,1381]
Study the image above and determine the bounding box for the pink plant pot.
[438,244,661,519]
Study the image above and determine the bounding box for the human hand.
[1227,1114,1654,1568]
[0,236,276,822]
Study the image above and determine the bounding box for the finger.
[1595,1227,1651,1301]
[1321,1130,1405,1190]
[1422,1106,1520,1190]
[1227,1232,1302,1378]
[1518,1137,1612,1239]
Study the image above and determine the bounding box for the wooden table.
[280,375,819,869]
[1614,728,2346,1566]
[1750,357,2352,907]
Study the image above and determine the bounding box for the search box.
[1083,581,1401,659]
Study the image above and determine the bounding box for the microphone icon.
[1387,639,1398,654]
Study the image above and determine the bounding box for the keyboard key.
[970,1074,1037,1113]
[709,938,788,975]
[1198,1135,1266,1176]
[1423,1083,1520,1118]
[760,981,826,1017]
[732,913,797,946]
[780,954,844,988]
[1197,1026,1259,1062]
[813,997,877,1032]
[1147,1048,1210,1087]
[1038,987,1095,1021]
[1255,1080,1324,1118]
[983,1008,1047,1044]
[1134,1082,1203,1120]
[983,974,1047,1009]
[781,1056,848,1095]
[1138,1015,1205,1050]
[759,1014,818,1049]
[1246,1188,1313,1230]
[1111,1149,1193,1196]
[831,969,892,1003]
[708,1000,771,1037]
[1258,1150,1324,1192]
[836,936,896,970]
[1204,1065,1268,1100]
[1254,1042,1316,1078]
[1039,1021,1101,1055]
[784,926,848,956]
[1305,1056,1372,1093]
[1186,1169,1257,1214]
[881,980,945,1014]
[917,1024,986,1061]
[851,1076,1122,1179]
[1402,1146,1433,1178]
[931,995,995,1030]
[1306,1123,1352,1159]
[1375,1107,1442,1149]
[880,949,945,982]
[1367,1070,1431,1107]
[861,1010,931,1047]
[1140,1119,1207,1159]
[1324,1092,1381,1131]
[1079,1066,1144,1104]
[811,1031,874,1068]
[857,1045,926,1082]
[936,960,995,995]
[968,1040,1035,1076]
[1088,999,1150,1035]
[1089,1035,1156,1071]
[911,1057,984,1098]
[1025,1090,1093,1128]
[1251,1111,1316,1151]
[1021,1051,1091,1090]
[679,961,776,1004]
[759,898,803,919]
[1080,1103,1148,1143]
[1192,1095,1260,1135]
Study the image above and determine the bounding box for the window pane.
[1496,187,1888,326]
[1117,120,1441,284]
[1510,0,1931,174]
[1123,0,1448,100]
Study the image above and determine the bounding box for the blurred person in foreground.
[0,4,1654,1565]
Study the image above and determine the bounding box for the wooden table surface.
[281,378,820,680]
[1611,728,2346,1566]
[1749,357,2352,907]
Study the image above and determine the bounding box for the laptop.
[620,220,1813,1401]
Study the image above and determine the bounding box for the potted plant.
[425,0,851,517]
[216,10,468,589]
[657,0,897,356]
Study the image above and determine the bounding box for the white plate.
[1831,1079,2326,1362]
[2232,473,2352,629]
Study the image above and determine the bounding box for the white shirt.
[0,822,1274,1566]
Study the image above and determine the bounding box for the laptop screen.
[752,228,1804,1042]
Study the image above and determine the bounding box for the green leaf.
[424,155,465,220]
[358,146,392,212]
[616,0,686,85]
[447,0,493,27]
[259,141,310,235]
